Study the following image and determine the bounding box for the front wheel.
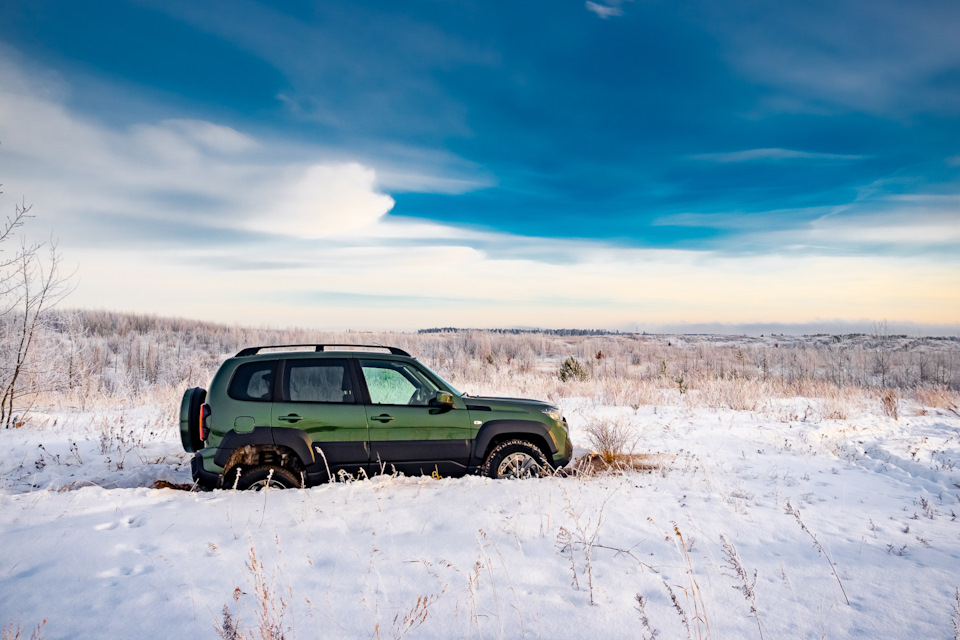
[233,465,302,491]
[481,440,552,479]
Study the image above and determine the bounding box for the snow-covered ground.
[2,397,960,639]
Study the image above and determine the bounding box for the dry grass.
[784,500,849,606]
[815,385,862,421]
[568,452,668,476]
[378,594,439,640]
[881,389,900,420]
[217,546,290,640]
[2,621,45,640]
[671,523,711,640]
[692,377,766,411]
[719,534,763,640]
[951,587,960,640]
[913,386,960,415]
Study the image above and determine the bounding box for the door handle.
[371,414,394,423]
[278,414,302,423]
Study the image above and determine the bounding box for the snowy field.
[3,394,960,640]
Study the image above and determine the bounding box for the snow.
[2,398,960,639]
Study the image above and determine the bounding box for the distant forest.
[418,327,622,336]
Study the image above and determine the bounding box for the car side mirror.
[432,391,455,409]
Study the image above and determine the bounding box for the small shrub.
[558,357,588,382]
[583,417,635,465]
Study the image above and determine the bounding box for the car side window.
[228,361,277,402]
[360,360,439,406]
[285,359,354,403]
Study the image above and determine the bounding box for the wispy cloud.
[586,2,625,19]
[136,0,496,138]
[699,0,960,117]
[692,148,864,163]
[804,209,960,248]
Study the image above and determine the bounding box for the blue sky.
[0,0,957,330]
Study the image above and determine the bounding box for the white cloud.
[250,163,395,238]
[586,2,624,19]
[0,56,401,240]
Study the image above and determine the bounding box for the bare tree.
[872,321,891,387]
[0,173,72,427]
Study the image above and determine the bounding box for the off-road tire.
[233,465,301,491]
[481,439,551,479]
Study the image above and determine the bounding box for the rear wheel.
[481,439,551,479]
[234,465,301,491]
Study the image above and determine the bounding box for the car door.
[272,358,368,479]
[358,358,472,477]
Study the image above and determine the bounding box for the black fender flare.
[213,427,316,470]
[471,419,556,466]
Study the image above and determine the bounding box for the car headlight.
[541,407,564,423]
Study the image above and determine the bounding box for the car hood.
[463,395,554,412]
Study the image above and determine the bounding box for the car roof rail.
[235,344,412,358]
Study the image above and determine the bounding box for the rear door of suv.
[272,357,368,478]
[357,358,472,477]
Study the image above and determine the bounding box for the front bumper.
[191,451,221,490]
[553,435,574,469]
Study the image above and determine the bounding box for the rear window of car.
[284,359,355,403]
[228,360,277,402]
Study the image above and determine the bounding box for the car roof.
[232,344,413,359]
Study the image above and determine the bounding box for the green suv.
[181,344,573,490]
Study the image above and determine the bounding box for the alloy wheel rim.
[497,452,540,478]
[249,478,288,490]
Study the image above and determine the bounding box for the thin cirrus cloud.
[133,0,494,140]
[697,0,960,117]
[691,148,866,163]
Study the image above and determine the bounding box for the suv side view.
[180,344,573,490]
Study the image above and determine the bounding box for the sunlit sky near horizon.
[0,0,958,333]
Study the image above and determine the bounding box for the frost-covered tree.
[0,168,71,427]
